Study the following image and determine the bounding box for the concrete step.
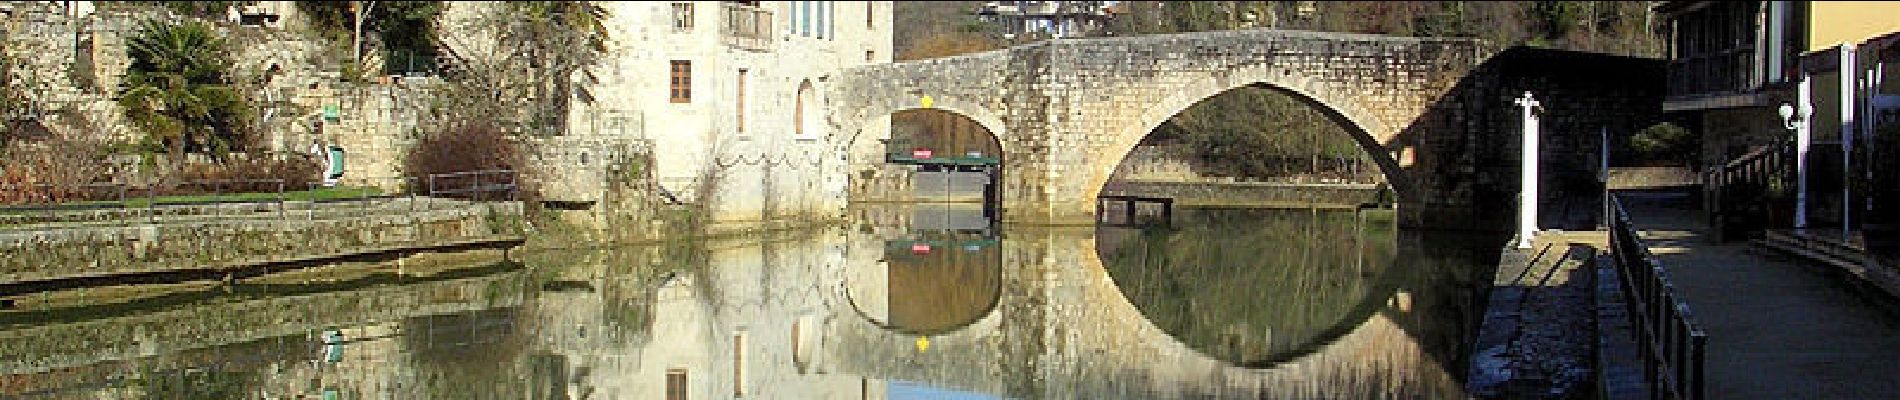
[1752,235,1900,300]
[1761,230,1868,265]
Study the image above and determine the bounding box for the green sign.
[322,105,339,121]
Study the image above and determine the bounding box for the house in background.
[975,1,1115,40]
[1654,1,1806,171]
[1786,1,1900,240]
[1667,1,1900,244]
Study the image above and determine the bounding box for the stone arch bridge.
[825,29,1662,230]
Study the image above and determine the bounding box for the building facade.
[595,1,892,230]
[436,1,894,230]
[1666,1,1900,236]
[1655,1,1807,169]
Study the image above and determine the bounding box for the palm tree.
[118,20,251,165]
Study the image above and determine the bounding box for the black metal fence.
[1607,193,1709,399]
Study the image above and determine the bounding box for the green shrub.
[1630,122,1696,167]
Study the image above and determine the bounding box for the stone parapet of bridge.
[829,29,1662,231]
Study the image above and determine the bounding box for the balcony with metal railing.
[721,2,774,52]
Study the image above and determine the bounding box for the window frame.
[670,60,693,103]
[666,368,688,400]
[736,68,747,134]
[671,2,694,32]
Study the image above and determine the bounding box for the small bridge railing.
[1607,194,1708,399]
[427,169,518,201]
[1702,140,1793,240]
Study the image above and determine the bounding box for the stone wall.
[3,3,339,150]
[0,201,523,285]
[1109,145,1209,182]
[1457,47,1666,228]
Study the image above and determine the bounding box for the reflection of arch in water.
[844,237,1003,336]
[1097,208,1402,368]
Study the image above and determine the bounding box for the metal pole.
[148,183,157,224]
[1841,44,1856,240]
[1516,92,1541,249]
[1797,75,1813,229]
[1601,125,1610,229]
[1124,199,1135,225]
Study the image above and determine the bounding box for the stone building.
[587,1,893,230]
[438,1,893,231]
[3,1,893,232]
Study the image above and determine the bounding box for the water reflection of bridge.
[0,208,1499,399]
[818,223,1488,398]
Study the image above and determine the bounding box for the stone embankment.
[0,199,523,293]
[1100,180,1390,208]
[1468,230,1612,400]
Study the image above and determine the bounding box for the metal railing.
[0,171,517,229]
[1606,194,1709,400]
[427,170,519,202]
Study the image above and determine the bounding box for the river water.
[0,204,1504,399]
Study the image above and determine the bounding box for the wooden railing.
[1607,194,1709,399]
[721,3,774,51]
[1703,140,1793,240]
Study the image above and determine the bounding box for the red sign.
[912,148,934,159]
[911,243,932,255]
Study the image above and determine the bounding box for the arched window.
[795,80,819,140]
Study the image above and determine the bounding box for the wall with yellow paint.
[1808,1,1900,51]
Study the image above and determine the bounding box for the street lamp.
[1779,103,1800,129]
[1780,99,1812,229]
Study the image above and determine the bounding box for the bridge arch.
[1087,66,1416,206]
[831,95,1010,159]
[833,96,1010,204]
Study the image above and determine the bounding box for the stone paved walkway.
[1620,192,1900,399]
